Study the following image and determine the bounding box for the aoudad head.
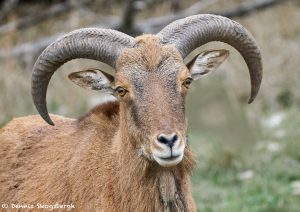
[31,15,262,167]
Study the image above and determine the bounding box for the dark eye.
[115,86,128,97]
[182,77,193,88]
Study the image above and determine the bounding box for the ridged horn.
[32,28,135,126]
[158,14,262,104]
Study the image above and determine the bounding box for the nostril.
[172,134,178,143]
[157,133,178,148]
[157,135,169,145]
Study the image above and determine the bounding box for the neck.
[107,123,196,212]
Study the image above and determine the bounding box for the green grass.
[190,110,300,211]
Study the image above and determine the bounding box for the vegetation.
[190,109,300,211]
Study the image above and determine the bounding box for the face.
[114,37,192,167]
[68,35,229,167]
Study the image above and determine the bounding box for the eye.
[115,86,128,97]
[182,77,193,89]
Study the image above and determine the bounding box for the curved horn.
[32,28,135,126]
[158,14,262,104]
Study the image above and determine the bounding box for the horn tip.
[42,115,55,126]
[48,121,55,126]
[248,97,255,104]
[46,119,55,126]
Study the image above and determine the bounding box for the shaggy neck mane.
[80,101,196,212]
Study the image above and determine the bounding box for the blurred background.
[0,0,299,210]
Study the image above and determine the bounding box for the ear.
[187,49,229,80]
[68,68,114,93]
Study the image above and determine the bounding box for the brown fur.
[0,35,198,212]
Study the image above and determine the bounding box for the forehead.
[116,35,185,77]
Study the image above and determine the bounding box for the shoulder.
[78,100,120,126]
[2,114,75,130]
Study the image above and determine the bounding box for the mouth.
[158,154,181,161]
[153,153,184,167]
